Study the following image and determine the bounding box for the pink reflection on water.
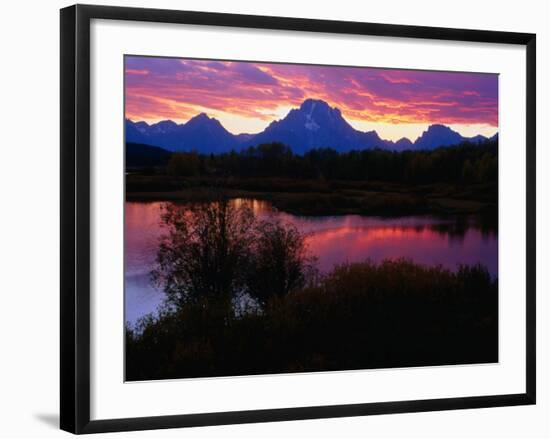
[124,200,497,325]
[303,224,496,274]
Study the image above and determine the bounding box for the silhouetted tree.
[152,199,315,310]
[152,199,255,308]
[247,220,317,305]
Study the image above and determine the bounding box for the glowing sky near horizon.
[125,56,498,142]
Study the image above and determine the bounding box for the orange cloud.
[125,56,498,136]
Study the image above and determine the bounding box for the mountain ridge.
[126,98,497,154]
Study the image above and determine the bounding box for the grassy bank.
[126,175,497,216]
[126,259,498,381]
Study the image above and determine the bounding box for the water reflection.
[125,200,497,325]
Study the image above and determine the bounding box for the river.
[125,200,497,325]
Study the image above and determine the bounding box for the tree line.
[164,139,498,185]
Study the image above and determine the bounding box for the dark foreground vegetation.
[126,140,498,216]
[125,200,498,381]
[126,259,498,381]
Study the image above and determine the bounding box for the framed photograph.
[60,4,536,434]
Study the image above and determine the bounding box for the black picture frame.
[60,4,536,434]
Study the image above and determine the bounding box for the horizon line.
[125,110,499,144]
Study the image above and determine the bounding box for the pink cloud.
[124,56,498,131]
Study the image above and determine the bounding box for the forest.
[126,140,498,217]
[128,139,498,185]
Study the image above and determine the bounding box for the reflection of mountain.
[126,98,497,154]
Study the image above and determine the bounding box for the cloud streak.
[125,56,498,138]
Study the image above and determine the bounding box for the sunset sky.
[125,56,498,142]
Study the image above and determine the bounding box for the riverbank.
[126,259,498,381]
[126,175,497,216]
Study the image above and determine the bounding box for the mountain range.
[126,98,497,154]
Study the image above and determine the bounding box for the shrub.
[152,198,314,308]
[151,199,255,307]
[127,259,498,381]
[247,220,317,305]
